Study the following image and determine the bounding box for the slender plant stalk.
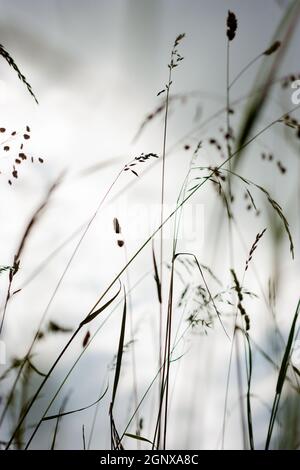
[229,53,263,90]
[157,44,173,448]
[157,33,185,448]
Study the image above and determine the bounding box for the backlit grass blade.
[43,384,109,421]
[265,299,300,449]
[80,282,121,327]
[111,290,127,408]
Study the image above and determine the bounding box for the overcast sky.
[0,0,299,449]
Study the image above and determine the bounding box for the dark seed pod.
[82,330,90,348]
[264,41,281,56]
[113,218,121,234]
[227,11,237,41]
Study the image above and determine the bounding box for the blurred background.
[0,0,299,449]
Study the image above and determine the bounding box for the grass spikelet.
[245,228,267,271]
[0,43,38,104]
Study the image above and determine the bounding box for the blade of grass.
[111,290,127,408]
[152,242,162,304]
[241,329,255,450]
[265,299,300,449]
[125,433,155,448]
[109,289,127,450]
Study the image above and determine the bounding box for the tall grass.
[0,3,300,451]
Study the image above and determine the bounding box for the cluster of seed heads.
[170,33,185,70]
[183,282,214,333]
[279,114,300,139]
[207,123,236,159]
[124,152,159,177]
[157,33,185,97]
[168,49,184,71]
[208,166,227,182]
[186,312,211,332]
[261,153,287,174]
[0,125,44,185]
[227,11,237,41]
